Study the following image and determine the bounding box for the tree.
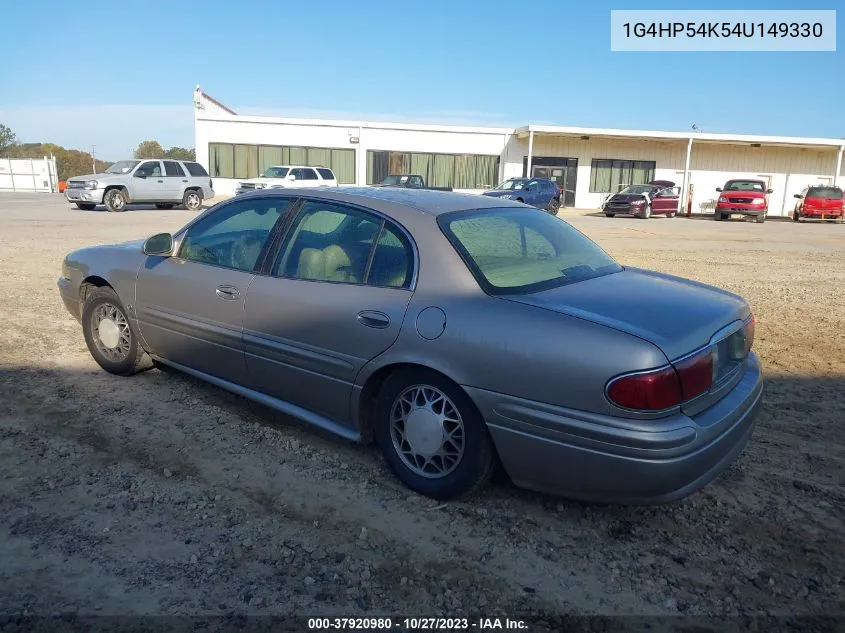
[134,140,165,159]
[0,124,17,154]
[164,146,195,161]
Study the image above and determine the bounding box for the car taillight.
[673,348,714,401]
[606,366,682,411]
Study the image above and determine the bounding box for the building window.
[209,143,356,183]
[589,159,656,193]
[366,150,498,189]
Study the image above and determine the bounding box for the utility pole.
[92,146,96,173]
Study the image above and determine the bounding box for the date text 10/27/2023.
[307,617,529,630]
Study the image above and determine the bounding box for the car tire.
[374,368,496,500]
[81,286,152,376]
[666,211,676,218]
[515,198,524,204]
[793,210,801,222]
[546,197,561,215]
[155,203,175,210]
[104,188,127,212]
[640,205,652,219]
[182,189,203,211]
[75,203,96,210]
[604,212,615,218]
[756,213,766,224]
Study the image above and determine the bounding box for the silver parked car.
[57,188,763,502]
[66,159,215,212]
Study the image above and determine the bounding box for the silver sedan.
[58,188,763,503]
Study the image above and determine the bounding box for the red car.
[793,185,844,223]
[714,179,773,223]
[602,180,680,219]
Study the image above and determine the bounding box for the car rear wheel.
[604,212,615,218]
[104,188,127,212]
[183,189,203,211]
[374,368,495,500]
[155,203,175,210]
[81,286,152,376]
[666,211,676,218]
[75,203,96,210]
[546,197,560,215]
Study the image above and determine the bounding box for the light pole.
[91,146,96,173]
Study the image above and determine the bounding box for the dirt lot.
[0,194,843,628]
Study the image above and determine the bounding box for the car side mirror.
[715,187,722,192]
[135,171,147,179]
[766,189,774,194]
[288,174,296,181]
[143,232,174,256]
[794,194,802,198]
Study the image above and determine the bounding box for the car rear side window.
[807,186,843,199]
[316,168,335,180]
[184,162,209,177]
[163,161,186,177]
[439,208,622,295]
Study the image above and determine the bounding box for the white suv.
[65,159,215,212]
[236,165,338,194]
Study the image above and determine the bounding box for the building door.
[524,157,577,207]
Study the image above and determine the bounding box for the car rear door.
[135,196,294,383]
[241,199,415,427]
[162,160,188,200]
[295,167,322,188]
[652,188,679,214]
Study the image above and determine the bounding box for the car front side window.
[178,198,291,272]
[136,161,162,178]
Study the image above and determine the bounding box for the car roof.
[235,186,526,216]
[268,165,332,170]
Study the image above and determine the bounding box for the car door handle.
[357,310,390,329]
[215,285,240,300]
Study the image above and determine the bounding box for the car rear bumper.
[65,188,105,204]
[800,208,843,217]
[57,277,82,323]
[466,352,763,504]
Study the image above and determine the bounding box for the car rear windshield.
[724,181,765,192]
[807,186,843,199]
[184,162,209,177]
[438,207,622,295]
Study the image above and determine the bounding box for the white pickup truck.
[236,165,338,194]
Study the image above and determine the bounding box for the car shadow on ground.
[7,361,841,515]
[583,211,798,223]
[68,204,206,213]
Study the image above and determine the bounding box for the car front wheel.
[183,189,203,211]
[640,205,652,219]
[374,368,495,500]
[104,188,127,212]
[81,286,151,376]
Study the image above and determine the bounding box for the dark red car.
[602,180,679,219]
[793,185,844,223]
[714,179,773,223]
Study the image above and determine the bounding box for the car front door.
[652,188,679,214]
[131,161,166,201]
[242,199,415,427]
[522,180,541,207]
[134,196,294,383]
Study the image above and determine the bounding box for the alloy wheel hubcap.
[110,191,124,209]
[92,302,131,361]
[390,385,465,478]
[187,193,200,209]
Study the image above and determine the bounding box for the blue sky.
[1,0,842,159]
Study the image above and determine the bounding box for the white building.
[193,88,844,217]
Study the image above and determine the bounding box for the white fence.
[0,157,59,193]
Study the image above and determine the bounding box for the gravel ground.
[0,194,843,629]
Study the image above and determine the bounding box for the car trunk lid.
[503,267,750,362]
